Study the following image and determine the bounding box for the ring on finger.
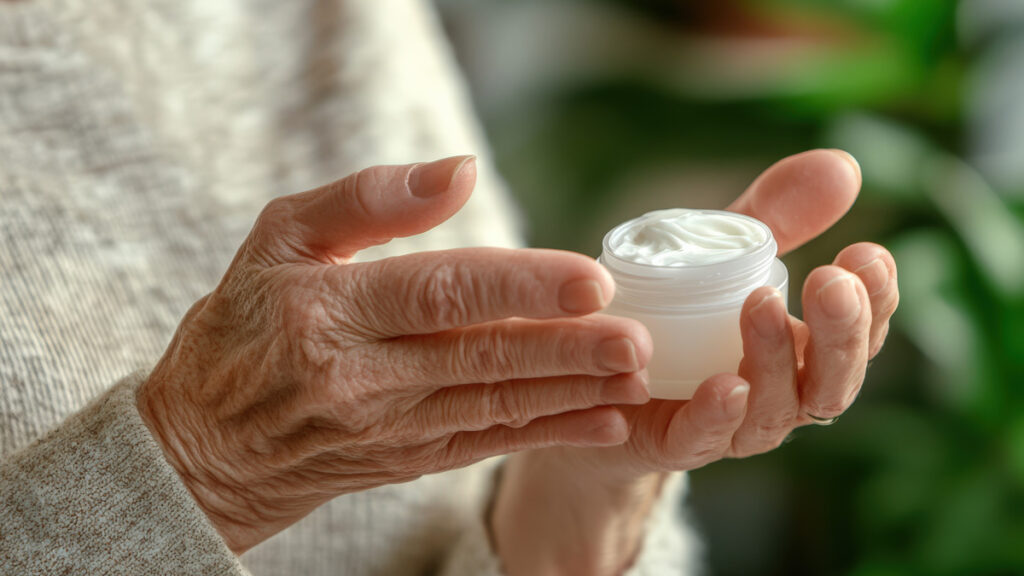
[806,413,839,426]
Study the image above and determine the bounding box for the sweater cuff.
[439,471,701,576]
[625,472,702,575]
[0,372,248,575]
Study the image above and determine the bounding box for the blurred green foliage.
[469,0,1024,574]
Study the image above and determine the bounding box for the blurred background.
[438,1,1024,574]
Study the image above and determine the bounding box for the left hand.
[493,149,900,575]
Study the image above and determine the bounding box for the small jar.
[598,209,788,400]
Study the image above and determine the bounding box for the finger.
[727,149,861,255]
[646,374,749,470]
[382,315,652,387]
[334,248,617,338]
[251,155,476,264]
[797,266,872,423]
[411,372,649,434]
[439,406,631,470]
[833,243,900,358]
[730,286,800,457]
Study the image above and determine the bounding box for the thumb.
[252,155,476,263]
[727,149,860,256]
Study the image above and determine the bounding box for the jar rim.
[599,209,780,308]
[601,209,775,272]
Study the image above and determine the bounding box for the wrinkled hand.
[136,156,653,554]
[513,149,900,486]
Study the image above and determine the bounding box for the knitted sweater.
[0,1,698,573]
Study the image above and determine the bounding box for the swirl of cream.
[609,209,769,266]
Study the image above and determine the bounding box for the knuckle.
[567,378,602,408]
[438,434,485,471]
[247,197,308,263]
[278,283,322,327]
[416,262,475,328]
[330,265,395,339]
[423,387,494,435]
[483,384,523,426]
[748,414,794,445]
[277,286,332,348]
[252,197,292,242]
[549,327,588,373]
[339,168,380,223]
[258,196,293,228]
[450,327,521,381]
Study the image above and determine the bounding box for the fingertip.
[601,372,651,405]
[744,286,784,309]
[806,149,860,201]
[691,374,749,421]
[723,380,751,419]
[803,266,870,326]
[594,262,617,308]
[825,148,862,189]
[594,338,640,374]
[556,252,617,315]
[740,149,860,254]
[626,321,654,369]
[742,286,787,340]
[449,155,477,195]
[407,155,477,199]
[708,374,750,419]
[802,265,857,301]
[834,242,897,297]
[289,156,478,261]
[593,322,653,374]
[558,279,608,314]
[834,241,892,269]
[582,407,631,446]
[666,375,747,456]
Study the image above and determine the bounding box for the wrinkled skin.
[138,150,899,564]
[138,156,650,553]
[493,149,900,576]
[521,149,900,482]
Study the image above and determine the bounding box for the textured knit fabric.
[0,0,699,574]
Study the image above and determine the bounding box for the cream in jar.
[599,209,788,400]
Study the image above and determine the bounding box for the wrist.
[136,365,257,554]
[492,449,666,576]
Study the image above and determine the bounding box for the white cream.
[599,209,788,400]
[609,209,769,266]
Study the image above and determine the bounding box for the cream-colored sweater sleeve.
[0,373,248,575]
[439,472,701,576]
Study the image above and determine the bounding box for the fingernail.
[854,258,888,296]
[724,383,750,418]
[828,149,861,187]
[817,274,861,320]
[749,290,784,338]
[407,155,475,198]
[601,373,650,405]
[595,338,638,373]
[559,279,606,313]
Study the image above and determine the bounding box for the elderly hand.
[136,156,652,554]
[493,149,900,576]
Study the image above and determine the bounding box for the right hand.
[136,155,652,554]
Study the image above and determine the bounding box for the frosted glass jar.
[598,209,788,400]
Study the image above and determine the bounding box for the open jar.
[598,209,788,400]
